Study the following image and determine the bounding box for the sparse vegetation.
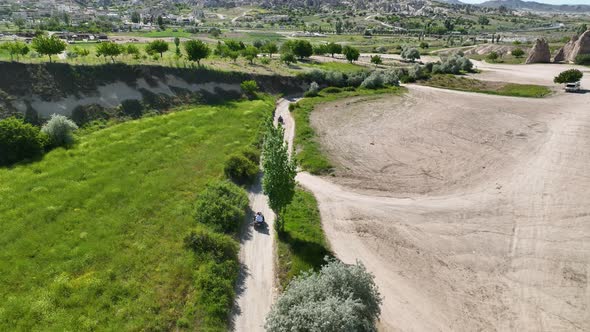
[424,75,551,98]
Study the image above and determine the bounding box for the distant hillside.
[479,0,590,12]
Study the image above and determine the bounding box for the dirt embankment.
[0,62,306,120]
[299,85,590,331]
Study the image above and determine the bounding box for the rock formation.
[553,30,590,63]
[525,38,551,64]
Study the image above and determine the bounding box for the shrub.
[304,82,320,97]
[346,71,369,87]
[240,80,259,99]
[321,87,342,94]
[265,258,381,332]
[224,153,259,184]
[574,54,590,65]
[194,181,249,234]
[487,51,499,61]
[184,228,239,262]
[400,47,420,62]
[554,69,583,83]
[342,46,360,63]
[241,147,261,164]
[382,69,400,86]
[511,48,525,58]
[0,117,45,166]
[324,71,345,87]
[281,52,296,65]
[360,71,384,89]
[41,114,78,148]
[120,99,143,118]
[260,57,271,65]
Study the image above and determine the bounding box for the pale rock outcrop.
[525,38,551,64]
[553,30,590,63]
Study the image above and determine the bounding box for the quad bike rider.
[254,211,265,227]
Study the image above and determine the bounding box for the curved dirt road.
[293,69,590,331]
[231,99,293,332]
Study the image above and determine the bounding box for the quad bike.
[253,213,265,228]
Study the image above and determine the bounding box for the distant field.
[423,74,551,98]
[302,61,366,73]
[0,99,274,331]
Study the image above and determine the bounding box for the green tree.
[146,39,169,59]
[31,35,66,63]
[0,41,29,61]
[335,20,343,34]
[325,42,342,58]
[478,16,489,25]
[281,52,296,65]
[283,40,313,60]
[125,44,140,59]
[184,39,210,65]
[0,117,45,166]
[576,23,587,36]
[486,51,499,61]
[262,123,296,232]
[240,80,259,99]
[342,46,360,63]
[131,12,141,24]
[511,48,525,58]
[263,42,278,58]
[265,258,382,332]
[554,69,583,84]
[370,54,382,67]
[401,47,420,62]
[174,36,180,55]
[157,15,164,29]
[13,18,26,30]
[242,45,259,64]
[96,42,122,62]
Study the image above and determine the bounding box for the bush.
[360,71,384,89]
[321,87,342,94]
[224,153,259,184]
[0,117,45,166]
[400,47,420,62]
[304,82,320,97]
[194,181,249,234]
[382,69,400,86]
[260,57,271,65]
[511,48,525,58]
[120,99,143,118]
[574,54,590,65]
[324,71,345,87]
[184,228,239,262]
[346,71,369,87]
[487,51,499,61]
[433,55,474,75]
[41,114,78,148]
[240,80,259,99]
[554,69,583,83]
[265,258,381,332]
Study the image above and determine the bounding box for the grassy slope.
[0,99,274,331]
[423,74,551,98]
[278,189,330,288]
[293,87,406,174]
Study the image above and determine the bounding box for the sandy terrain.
[232,99,293,332]
[296,77,590,330]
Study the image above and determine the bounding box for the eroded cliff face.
[0,62,306,122]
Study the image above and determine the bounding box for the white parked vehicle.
[565,81,581,92]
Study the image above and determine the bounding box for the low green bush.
[194,260,240,329]
[194,180,249,234]
[241,80,259,100]
[0,117,46,166]
[321,87,342,94]
[224,153,259,184]
[184,228,239,262]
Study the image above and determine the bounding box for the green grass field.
[0,98,274,331]
[292,86,405,174]
[278,189,330,288]
[424,74,551,98]
[302,61,366,73]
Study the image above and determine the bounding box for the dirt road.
[295,73,590,330]
[231,99,293,332]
